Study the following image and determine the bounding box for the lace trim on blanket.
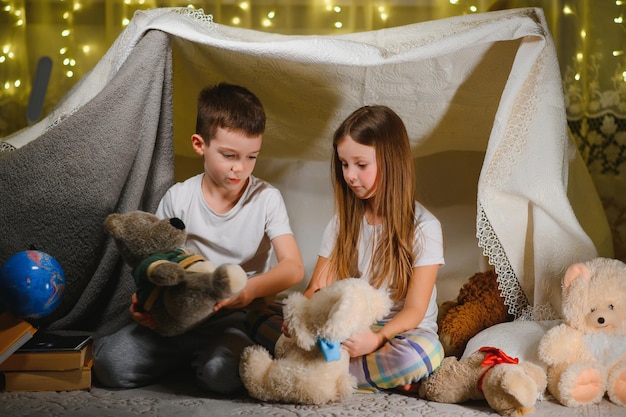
[476,204,529,319]
[0,141,16,153]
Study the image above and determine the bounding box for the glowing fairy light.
[615,16,624,24]
[232,17,241,25]
[333,6,341,12]
[563,6,573,15]
[122,18,130,26]
[613,50,624,56]
[66,70,74,78]
[575,73,581,81]
[2,46,9,54]
[0,56,5,63]
[16,19,23,26]
[449,0,460,5]
[4,81,10,90]
[334,21,342,28]
[622,71,626,82]
[14,80,21,88]
[380,13,388,21]
[469,5,477,12]
[82,45,90,54]
[60,47,68,54]
[63,11,70,19]
[61,29,71,37]
[576,52,583,62]
[581,29,587,39]
[239,2,249,10]
[262,18,271,27]
[268,11,275,19]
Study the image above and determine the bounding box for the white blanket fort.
[0,7,612,333]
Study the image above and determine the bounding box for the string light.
[0,0,624,138]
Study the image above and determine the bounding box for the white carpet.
[1,380,623,417]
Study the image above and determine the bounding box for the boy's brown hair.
[196,83,265,141]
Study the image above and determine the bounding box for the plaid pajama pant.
[246,302,444,391]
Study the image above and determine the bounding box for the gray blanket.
[0,30,174,335]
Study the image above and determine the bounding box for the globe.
[0,250,66,319]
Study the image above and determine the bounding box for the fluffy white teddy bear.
[240,278,392,404]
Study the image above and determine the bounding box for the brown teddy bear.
[104,210,247,337]
[419,346,547,416]
[538,257,626,408]
[438,269,513,357]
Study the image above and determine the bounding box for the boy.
[93,83,304,394]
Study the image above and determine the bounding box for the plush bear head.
[240,278,392,404]
[104,211,187,267]
[283,278,393,353]
[438,269,513,358]
[104,210,247,336]
[560,257,626,336]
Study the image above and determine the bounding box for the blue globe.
[0,250,66,319]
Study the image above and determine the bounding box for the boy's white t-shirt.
[156,173,293,277]
[319,201,445,334]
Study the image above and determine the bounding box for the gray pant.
[93,310,253,394]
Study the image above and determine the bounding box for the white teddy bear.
[538,257,626,407]
[240,278,392,404]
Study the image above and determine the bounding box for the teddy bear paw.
[608,364,626,406]
[558,365,605,407]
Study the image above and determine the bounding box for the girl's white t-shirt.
[319,201,444,333]
[156,173,293,277]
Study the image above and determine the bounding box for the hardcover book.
[0,332,93,372]
[1,359,93,392]
[0,312,37,365]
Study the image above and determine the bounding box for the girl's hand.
[342,328,384,357]
[281,319,291,338]
[130,293,157,329]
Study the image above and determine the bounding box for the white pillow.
[461,319,562,370]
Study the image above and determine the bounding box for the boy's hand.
[130,293,157,329]
[213,287,254,311]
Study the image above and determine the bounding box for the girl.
[304,105,445,392]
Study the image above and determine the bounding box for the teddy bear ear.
[563,262,590,289]
[103,213,122,236]
[283,292,317,349]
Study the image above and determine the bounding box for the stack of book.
[0,312,94,392]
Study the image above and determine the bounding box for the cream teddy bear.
[239,278,392,404]
[104,210,247,336]
[419,346,547,416]
[537,257,626,408]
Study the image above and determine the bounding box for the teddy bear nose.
[169,217,185,230]
[598,317,605,324]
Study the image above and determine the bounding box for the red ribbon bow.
[477,346,519,392]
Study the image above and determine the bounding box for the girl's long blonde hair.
[329,105,418,302]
